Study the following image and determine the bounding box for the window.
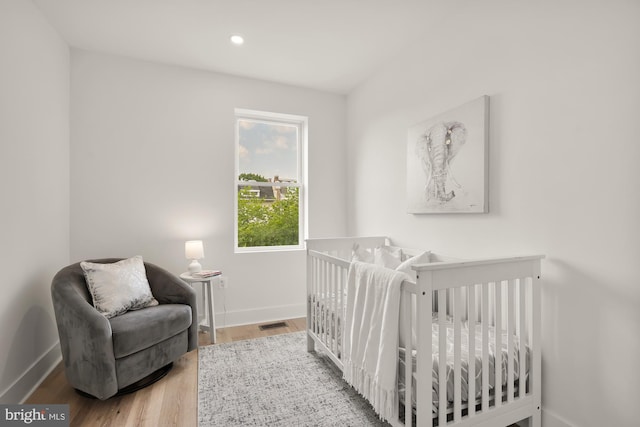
[234,109,307,252]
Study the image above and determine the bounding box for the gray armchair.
[51,258,197,400]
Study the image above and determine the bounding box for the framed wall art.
[407,95,489,214]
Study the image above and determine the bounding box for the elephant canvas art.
[416,121,467,203]
[407,96,489,213]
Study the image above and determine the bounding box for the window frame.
[234,108,308,253]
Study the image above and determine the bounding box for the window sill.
[234,245,305,254]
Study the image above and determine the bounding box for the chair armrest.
[51,266,118,399]
[144,262,198,351]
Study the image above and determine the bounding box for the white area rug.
[198,331,389,426]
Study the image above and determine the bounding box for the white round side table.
[180,272,218,344]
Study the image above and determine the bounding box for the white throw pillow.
[351,243,374,264]
[374,245,403,269]
[396,251,431,281]
[81,256,158,319]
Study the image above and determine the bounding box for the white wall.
[346,1,640,426]
[0,0,70,403]
[70,50,347,326]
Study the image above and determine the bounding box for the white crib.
[306,236,543,427]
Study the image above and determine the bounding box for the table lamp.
[185,240,204,274]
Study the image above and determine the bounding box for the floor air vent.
[259,321,288,331]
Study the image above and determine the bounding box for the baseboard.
[542,409,574,427]
[215,303,306,328]
[0,341,62,404]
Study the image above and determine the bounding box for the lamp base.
[188,259,202,274]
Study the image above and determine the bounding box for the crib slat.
[481,282,490,411]
[321,260,327,345]
[495,281,502,408]
[332,263,337,355]
[318,259,323,339]
[326,262,330,351]
[338,264,344,358]
[314,258,318,335]
[438,290,447,426]
[453,287,463,422]
[337,266,341,358]
[402,291,413,427]
[518,278,526,398]
[312,257,318,334]
[325,261,330,347]
[507,280,515,403]
[326,260,330,347]
[340,267,348,344]
[467,284,476,417]
[324,262,329,348]
[316,261,324,336]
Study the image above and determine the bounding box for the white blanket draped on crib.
[343,261,408,422]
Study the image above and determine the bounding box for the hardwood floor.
[25,317,306,427]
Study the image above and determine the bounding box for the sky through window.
[238,120,298,180]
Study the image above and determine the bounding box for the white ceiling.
[34,0,439,94]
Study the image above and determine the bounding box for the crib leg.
[307,332,315,353]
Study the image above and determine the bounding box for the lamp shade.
[185,240,204,260]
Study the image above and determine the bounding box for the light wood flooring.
[25,317,306,427]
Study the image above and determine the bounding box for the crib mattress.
[398,320,529,414]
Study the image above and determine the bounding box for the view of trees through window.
[237,174,299,247]
[235,111,305,250]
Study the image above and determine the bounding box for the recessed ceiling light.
[230,35,244,45]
